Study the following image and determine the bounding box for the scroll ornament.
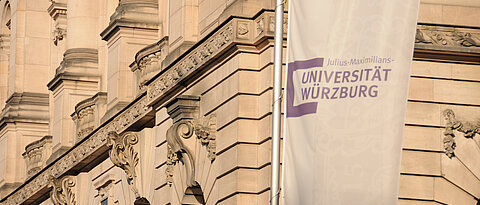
[49,176,76,205]
[165,115,216,187]
[107,131,140,198]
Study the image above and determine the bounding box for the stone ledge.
[0,92,49,129]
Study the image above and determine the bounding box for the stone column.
[100,0,159,120]
[47,0,101,162]
[0,0,51,196]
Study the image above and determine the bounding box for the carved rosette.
[49,175,76,205]
[107,131,141,198]
[442,109,479,158]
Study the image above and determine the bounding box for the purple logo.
[286,58,324,118]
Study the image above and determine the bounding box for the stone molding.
[3,10,480,204]
[49,175,76,205]
[22,136,53,179]
[100,0,159,42]
[165,96,216,187]
[47,48,100,91]
[442,109,479,158]
[416,24,480,49]
[107,131,140,199]
[0,92,49,128]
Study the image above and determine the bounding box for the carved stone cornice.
[442,109,478,158]
[107,131,140,199]
[416,25,480,49]
[414,24,480,63]
[164,96,216,187]
[47,2,66,19]
[100,0,159,42]
[147,24,234,105]
[49,175,76,205]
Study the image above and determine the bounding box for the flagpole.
[270,0,284,204]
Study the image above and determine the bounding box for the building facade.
[0,0,477,204]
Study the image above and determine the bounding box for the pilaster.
[100,0,159,121]
[46,0,102,162]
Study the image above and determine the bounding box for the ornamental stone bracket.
[442,109,480,158]
[48,0,67,46]
[49,175,76,205]
[107,131,141,199]
[165,96,216,187]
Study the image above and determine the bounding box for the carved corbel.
[442,109,479,158]
[49,175,76,205]
[164,96,217,187]
[107,131,141,199]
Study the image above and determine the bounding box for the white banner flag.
[282,0,420,204]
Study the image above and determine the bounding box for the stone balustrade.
[71,92,107,141]
[130,37,168,93]
[22,136,53,179]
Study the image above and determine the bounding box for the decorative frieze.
[147,24,234,105]
[22,136,53,179]
[442,109,478,158]
[416,25,480,49]
[49,175,76,205]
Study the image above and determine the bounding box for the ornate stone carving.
[131,37,169,92]
[1,96,148,205]
[416,25,480,48]
[2,12,275,204]
[237,22,250,39]
[71,92,107,140]
[49,175,76,205]
[53,28,66,46]
[147,24,234,103]
[255,17,265,38]
[107,131,140,199]
[166,120,197,186]
[195,114,217,161]
[442,109,479,158]
[22,136,53,179]
[164,96,216,187]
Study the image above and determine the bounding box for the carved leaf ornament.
[107,131,141,198]
[442,109,480,158]
[49,176,76,205]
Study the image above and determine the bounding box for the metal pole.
[270,0,284,204]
